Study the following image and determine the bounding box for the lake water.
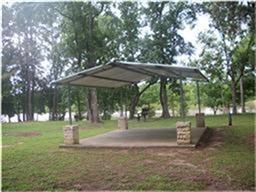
[1,107,254,123]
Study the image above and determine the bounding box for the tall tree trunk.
[231,79,237,114]
[17,101,21,122]
[52,86,58,120]
[22,100,26,121]
[84,4,101,123]
[221,33,238,115]
[240,76,246,113]
[160,77,170,118]
[20,94,25,121]
[77,91,82,120]
[26,81,29,121]
[129,96,139,119]
[24,52,33,121]
[129,85,139,119]
[27,78,33,121]
[25,31,34,121]
[25,64,29,121]
[87,88,100,123]
[31,72,35,121]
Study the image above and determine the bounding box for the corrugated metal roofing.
[53,60,208,88]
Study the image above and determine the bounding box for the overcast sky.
[177,13,211,65]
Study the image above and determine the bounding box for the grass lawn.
[1,113,255,191]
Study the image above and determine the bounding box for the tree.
[56,2,123,123]
[2,3,49,121]
[2,5,18,122]
[1,72,16,122]
[37,4,64,120]
[201,82,223,115]
[168,80,184,117]
[142,2,196,118]
[202,2,255,114]
[233,34,255,113]
[196,31,233,113]
[117,2,151,119]
[139,84,160,107]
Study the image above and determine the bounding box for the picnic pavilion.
[53,60,209,148]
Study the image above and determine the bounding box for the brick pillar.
[176,121,191,145]
[118,116,128,130]
[63,125,79,144]
[196,113,205,128]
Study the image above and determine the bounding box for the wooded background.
[2,1,255,123]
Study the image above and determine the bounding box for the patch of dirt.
[73,183,82,190]
[204,181,231,191]
[209,129,225,148]
[1,142,24,148]
[144,148,180,157]
[204,184,217,190]
[144,159,155,164]
[204,177,232,191]
[155,152,177,157]
[170,159,198,169]
[246,134,255,148]
[5,131,41,137]
[197,128,224,149]
[1,144,13,148]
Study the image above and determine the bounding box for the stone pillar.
[63,125,79,144]
[196,113,205,128]
[176,121,191,145]
[118,116,128,130]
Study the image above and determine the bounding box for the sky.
[177,13,211,65]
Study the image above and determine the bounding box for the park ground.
[1,113,255,191]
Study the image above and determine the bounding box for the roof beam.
[78,69,136,84]
[194,69,209,82]
[112,63,163,78]
[153,65,180,77]
[138,66,179,78]
[86,64,114,76]
[90,75,135,84]
[69,83,121,89]
[114,62,177,79]
[141,68,171,78]
[111,63,153,77]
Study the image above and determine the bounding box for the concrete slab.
[60,127,208,149]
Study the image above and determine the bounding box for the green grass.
[2,113,255,191]
[209,114,255,190]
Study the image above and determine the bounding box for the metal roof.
[53,60,208,88]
